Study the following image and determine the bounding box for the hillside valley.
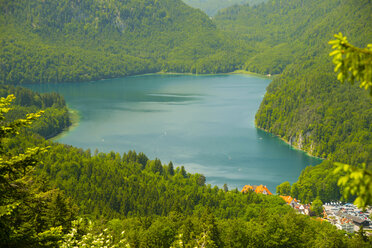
[0,0,371,247]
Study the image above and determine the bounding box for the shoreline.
[256,125,324,161]
[154,70,276,79]
[49,108,80,141]
[227,70,276,79]
[20,70,277,86]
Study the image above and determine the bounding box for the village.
[323,202,371,234]
[241,185,372,235]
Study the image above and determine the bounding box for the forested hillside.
[215,0,371,75]
[216,0,372,167]
[0,0,250,84]
[182,0,266,16]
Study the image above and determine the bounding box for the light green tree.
[329,32,372,95]
[276,181,291,196]
[61,218,130,248]
[0,94,77,247]
[310,198,324,217]
[0,94,50,246]
[334,163,371,210]
[329,34,372,210]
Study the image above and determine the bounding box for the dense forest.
[0,0,252,84]
[215,0,371,75]
[0,85,70,138]
[276,161,346,204]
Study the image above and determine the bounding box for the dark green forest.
[0,0,251,84]
[215,0,371,75]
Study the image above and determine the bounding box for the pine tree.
[168,161,175,176]
[0,94,76,247]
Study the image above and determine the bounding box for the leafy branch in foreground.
[334,163,372,210]
[0,94,47,197]
[329,33,372,95]
[0,94,77,247]
[330,34,372,210]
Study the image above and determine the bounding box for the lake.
[27,74,322,191]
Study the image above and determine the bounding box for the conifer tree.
[0,94,76,247]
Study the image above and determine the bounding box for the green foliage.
[276,181,291,196]
[0,0,250,84]
[334,163,372,210]
[0,85,70,138]
[329,33,372,95]
[62,210,369,247]
[256,62,372,166]
[290,160,344,204]
[9,132,365,246]
[0,95,46,199]
[240,1,371,209]
[61,218,130,248]
[29,143,290,219]
[328,33,372,211]
[0,95,77,247]
[310,198,323,217]
[288,160,372,209]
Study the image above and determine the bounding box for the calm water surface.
[27,74,322,191]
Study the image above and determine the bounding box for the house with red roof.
[241,185,272,195]
[279,195,298,206]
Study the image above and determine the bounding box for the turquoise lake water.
[27,74,322,191]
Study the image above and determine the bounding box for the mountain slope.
[0,0,248,84]
[215,0,371,75]
[216,0,372,166]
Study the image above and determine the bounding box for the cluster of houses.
[278,195,312,215]
[323,202,371,233]
[241,185,311,215]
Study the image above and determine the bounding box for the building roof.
[255,185,272,195]
[241,184,272,195]
[344,214,369,225]
[279,195,298,204]
[241,185,255,193]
